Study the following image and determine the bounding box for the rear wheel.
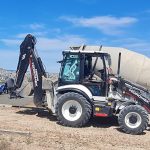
[56,92,92,127]
[118,105,149,134]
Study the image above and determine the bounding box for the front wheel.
[118,105,149,134]
[56,92,92,127]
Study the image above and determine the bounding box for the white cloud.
[51,28,61,34]
[0,34,87,72]
[0,34,87,50]
[16,28,61,39]
[36,35,87,72]
[37,35,87,51]
[143,9,150,14]
[16,33,28,38]
[16,32,48,38]
[28,23,45,30]
[0,39,21,46]
[0,34,149,72]
[0,50,19,70]
[104,37,150,57]
[61,16,138,35]
[21,23,45,30]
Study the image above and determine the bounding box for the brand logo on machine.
[128,88,149,103]
[22,54,26,60]
[125,83,149,103]
[32,62,39,87]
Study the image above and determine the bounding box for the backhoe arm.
[15,34,35,88]
[11,34,47,106]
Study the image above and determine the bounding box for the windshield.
[60,54,80,82]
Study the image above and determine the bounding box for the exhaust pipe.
[117,52,121,76]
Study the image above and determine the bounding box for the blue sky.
[0,0,150,72]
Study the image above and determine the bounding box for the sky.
[0,0,150,72]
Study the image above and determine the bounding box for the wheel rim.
[125,112,142,129]
[62,100,82,121]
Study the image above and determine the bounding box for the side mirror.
[57,60,63,63]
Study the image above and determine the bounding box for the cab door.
[59,54,80,86]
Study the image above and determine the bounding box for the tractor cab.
[58,49,111,97]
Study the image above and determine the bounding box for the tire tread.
[56,92,92,127]
[118,105,149,134]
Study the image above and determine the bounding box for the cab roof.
[63,50,109,55]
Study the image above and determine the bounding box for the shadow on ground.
[16,107,119,128]
[16,107,150,134]
[114,121,150,135]
[87,116,119,128]
[16,107,57,121]
[114,127,147,135]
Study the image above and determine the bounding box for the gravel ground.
[0,95,150,150]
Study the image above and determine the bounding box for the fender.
[56,84,93,102]
[115,100,136,114]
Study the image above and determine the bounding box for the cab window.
[60,54,80,82]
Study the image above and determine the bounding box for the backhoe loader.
[9,34,149,134]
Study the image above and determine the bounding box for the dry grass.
[0,138,11,150]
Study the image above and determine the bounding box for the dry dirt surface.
[0,106,150,150]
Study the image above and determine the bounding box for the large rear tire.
[56,92,92,127]
[118,105,149,134]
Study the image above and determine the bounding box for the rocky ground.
[0,95,150,150]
